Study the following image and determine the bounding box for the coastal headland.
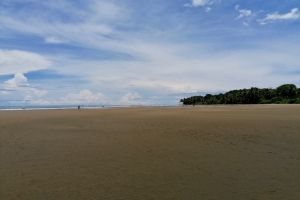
[1,105,299,199]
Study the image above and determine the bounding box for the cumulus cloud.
[1,73,47,102]
[119,92,142,104]
[184,0,220,8]
[0,50,51,75]
[27,91,164,106]
[258,8,300,24]
[3,73,47,96]
[4,73,29,88]
[21,90,108,106]
[61,89,107,103]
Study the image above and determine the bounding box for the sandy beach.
[1,105,299,199]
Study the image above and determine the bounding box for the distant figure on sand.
[78,105,80,110]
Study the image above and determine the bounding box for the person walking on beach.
[78,105,80,110]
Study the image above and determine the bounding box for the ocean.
[0,105,127,111]
[0,104,177,111]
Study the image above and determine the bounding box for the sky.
[1,0,300,106]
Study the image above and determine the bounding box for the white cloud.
[267,8,300,20]
[4,73,29,88]
[1,73,47,102]
[50,37,300,98]
[119,92,142,104]
[243,22,249,26]
[61,89,107,103]
[27,91,163,106]
[171,86,197,93]
[24,94,32,101]
[1,91,9,95]
[3,74,47,97]
[0,50,51,75]
[205,7,212,12]
[29,88,47,97]
[45,37,64,44]
[234,7,256,26]
[2,40,299,105]
[192,0,210,6]
[235,9,252,20]
[258,8,300,24]
[0,0,124,52]
[184,0,220,8]
[16,90,108,106]
[87,0,124,21]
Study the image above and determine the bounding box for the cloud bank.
[0,50,51,75]
[61,90,107,104]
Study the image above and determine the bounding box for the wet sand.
[1,105,300,199]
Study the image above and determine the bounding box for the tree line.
[180,84,300,105]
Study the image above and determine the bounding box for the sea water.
[0,104,176,111]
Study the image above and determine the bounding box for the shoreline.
[1,103,299,111]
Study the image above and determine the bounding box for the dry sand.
[1,105,300,199]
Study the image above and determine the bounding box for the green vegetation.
[180,84,300,105]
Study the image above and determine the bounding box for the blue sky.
[1,0,300,106]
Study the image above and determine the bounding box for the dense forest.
[180,84,300,105]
